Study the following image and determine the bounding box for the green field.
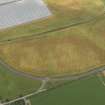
[30,75,105,105]
[0,0,105,103]
[0,0,104,41]
[0,64,41,102]
[0,0,105,77]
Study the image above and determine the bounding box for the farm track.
[0,58,46,80]
[0,7,105,105]
[52,66,105,81]
[0,11,105,44]
[1,60,105,105]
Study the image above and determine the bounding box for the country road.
[0,7,105,105]
[3,89,47,105]
[0,58,46,80]
[0,9,105,44]
[52,66,105,81]
[0,57,105,82]
[0,50,105,105]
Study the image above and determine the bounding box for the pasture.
[0,0,105,104]
[0,0,51,29]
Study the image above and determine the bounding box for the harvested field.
[0,13,105,77]
[0,64,41,100]
[0,0,104,41]
[0,0,51,29]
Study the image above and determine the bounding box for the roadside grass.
[0,64,41,101]
[29,75,105,105]
[0,0,104,41]
[0,13,105,77]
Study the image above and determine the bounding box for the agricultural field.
[0,0,51,29]
[29,75,105,105]
[0,0,104,41]
[0,11,105,77]
[0,0,105,104]
[0,63,41,101]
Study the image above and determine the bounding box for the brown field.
[0,13,105,77]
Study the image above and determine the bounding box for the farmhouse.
[0,0,51,29]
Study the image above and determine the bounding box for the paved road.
[1,61,105,105]
[0,52,105,105]
[2,65,105,105]
[0,57,105,81]
[0,58,47,80]
[0,8,105,105]
[0,0,51,29]
[3,89,47,105]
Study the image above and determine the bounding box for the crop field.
[0,0,51,29]
[0,0,105,104]
[0,0,104,41]
[0,63,41,101]
[0,11,105,77]
[29,75,105,105]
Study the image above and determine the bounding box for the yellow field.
[0,0,105,77]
